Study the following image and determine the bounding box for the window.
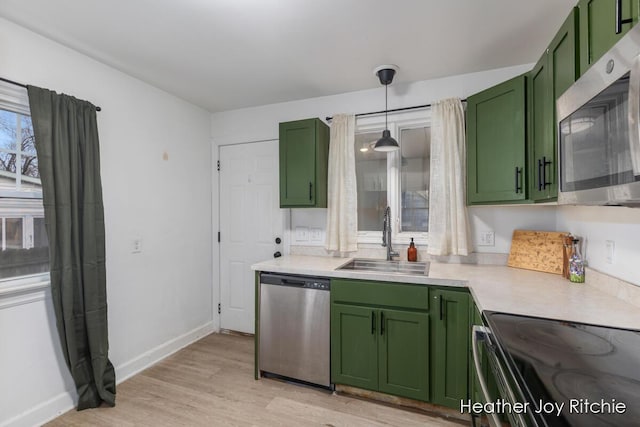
[0,81,48,281]
[355,110,430,244]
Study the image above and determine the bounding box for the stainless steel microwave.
[557,24,640,207]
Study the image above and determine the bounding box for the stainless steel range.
[473,312,640,427]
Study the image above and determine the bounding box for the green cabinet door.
[528,53,553,202]
[529,8,578,202]
[279,118,329,208]
[467,75,527,204]
[378,309,429,401]
[331,303,378,390]
[431,289,470,409]
[579,0,639,75]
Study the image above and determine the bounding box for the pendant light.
[373,65,400,152]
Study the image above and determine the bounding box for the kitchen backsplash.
[289,244,509,265]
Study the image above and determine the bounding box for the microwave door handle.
[472,325,502,427]
[628,54,640,176]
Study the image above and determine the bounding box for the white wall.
[556,206,640,286]
[211,64,559,257]
[0,18,213,426]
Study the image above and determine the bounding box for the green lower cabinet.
[331,304,378,390]
[331,303,430,401]
[378,309,430,401]
[431,289,470,409]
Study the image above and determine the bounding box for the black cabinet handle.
[537,159,543,191]
[380,311,385,335]
[542,156,552,189]
[616,0,633,34]
[439,295,443,321]
[514,167,522,193]
[309,182,313,201]
[371,311,376,335]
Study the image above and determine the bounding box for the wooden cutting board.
[507,230,569,275]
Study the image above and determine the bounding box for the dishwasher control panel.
[260,272,330,290]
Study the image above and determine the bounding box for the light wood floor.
[47,333,465,426]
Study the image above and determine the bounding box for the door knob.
[273,251,282,258]
[275,237,281,244]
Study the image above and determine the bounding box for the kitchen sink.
[338,258,429,276]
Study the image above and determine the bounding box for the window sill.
[358,231,428,246]
[0,274,50,309]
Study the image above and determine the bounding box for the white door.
[219,140,284,333]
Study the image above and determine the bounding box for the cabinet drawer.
[331,279,429,310]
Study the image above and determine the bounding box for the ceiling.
[0,0,576,113]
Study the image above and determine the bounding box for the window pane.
[355,132,387,230]
[0,109,18,151]
[5,218,23,249]
[34,217,48,248]
[21,115,36,155]
[400,127,430,232]
[0,86,48,280]
[0,216,49,279]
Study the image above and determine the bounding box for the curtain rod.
[0,76,102,112]
[325,99,467,122]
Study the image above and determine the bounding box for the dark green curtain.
[27,86,115,410]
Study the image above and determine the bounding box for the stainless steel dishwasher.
[258,272,331,388]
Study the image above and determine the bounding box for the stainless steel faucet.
[382,207,399,261]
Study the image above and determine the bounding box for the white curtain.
[325,114,358,253]
[428,98,470,256]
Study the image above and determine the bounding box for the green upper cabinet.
[467,75,527,205]
[578,0,639,75]
[528,8,579,202]
[431,288,470,409]
[279,118,329,208]
[528,54,552,202]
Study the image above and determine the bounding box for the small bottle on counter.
[569,238,585,283]
[407,237,417,262]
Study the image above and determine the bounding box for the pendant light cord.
[385,83,388,130]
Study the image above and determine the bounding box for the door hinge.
[217,160,220,171]
[218,303,221,314]
[218,231,220,242]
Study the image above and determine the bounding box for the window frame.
[355,109,431,246]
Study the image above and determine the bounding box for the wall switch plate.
[478,231,495,246]
[605,240,615,264]
[132,237,142,253]
[310,228,323,242]
[295,226,309,242]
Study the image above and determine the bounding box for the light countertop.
[251,255,640,330]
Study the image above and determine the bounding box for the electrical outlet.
[295,227,309,242]
[605,240,615,264]
[478,231,495,246]
[310,228,323,242]
[132,237,142,253]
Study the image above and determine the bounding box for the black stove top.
[486,312,640,427]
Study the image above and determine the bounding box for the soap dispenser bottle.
[407,238,417,262]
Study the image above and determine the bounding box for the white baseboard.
[0,390,75,427]
[1,321,216,427]
[115,321,216,383]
